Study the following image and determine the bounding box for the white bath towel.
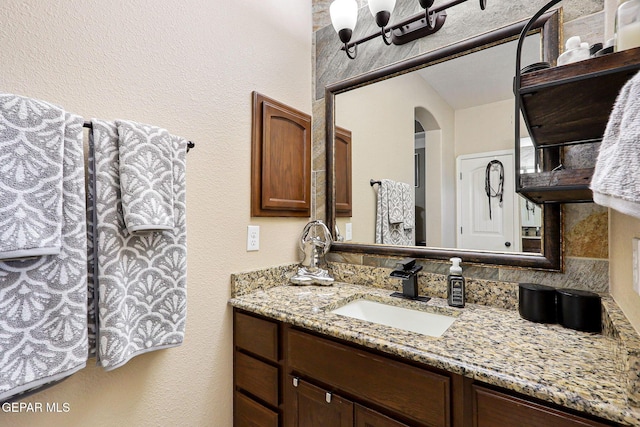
[0,113,87,401]
[89,119,187,371]
[0,94,66,260]
[115,119,174,233]
[592,71,640,218]
[375,179,413,246]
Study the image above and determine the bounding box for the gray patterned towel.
[0,94,66,260]
[0,113,88,401]
[115,119,174,233]
[592,71,640,218]
[375,179,413,246]
[89,119,187,371]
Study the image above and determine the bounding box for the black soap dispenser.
[447,257,465,308]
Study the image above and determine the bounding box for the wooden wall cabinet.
[335,126,352,217]
[233,309,621,427]
[251,92,311,217]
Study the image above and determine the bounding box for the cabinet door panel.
[290,376,353,427]
[251,92,311,217]
[472,385,612,427]
[355,404,411,427]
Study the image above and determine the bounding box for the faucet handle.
[396,257,416,271]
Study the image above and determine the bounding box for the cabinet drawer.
[235,311,279,362]
[472,385,612,427]
[287,329,451,427]
[236,351,279,406]
[234,391,279,427]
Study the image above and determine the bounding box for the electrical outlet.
[247,225,259,251]
[634,238,640,296]
[345,223,352,241]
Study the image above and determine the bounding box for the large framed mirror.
[326,10,562,270]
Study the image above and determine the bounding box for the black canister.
[556,289,602,333]
[518,283,557,323]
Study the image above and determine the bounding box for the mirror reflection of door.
[456,150,518,252]
[414,121,426,246]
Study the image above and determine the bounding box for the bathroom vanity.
[230,282,640,426]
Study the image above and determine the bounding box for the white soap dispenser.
[447,257,465,308]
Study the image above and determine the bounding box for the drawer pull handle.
[325,392,332,403]
[293,377,299,387]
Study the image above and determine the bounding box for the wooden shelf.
[519,47,640,148]
[516,47,640,203]
[518,168,594,203]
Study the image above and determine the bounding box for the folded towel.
[591,71,640,218]
[388,181,404,225]
[0,94,66,260]
[399,182,415,231]
[89,119,187,371]
[0,112,87,401]
[115,119,174,233]
[375,179,413,246]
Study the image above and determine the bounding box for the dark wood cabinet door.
[472,385,614,427]
[355,404,411,427]
[289,376,353,427]
[335,126,352,217]
[251,92,311,217]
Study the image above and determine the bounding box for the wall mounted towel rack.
[82,121,195,152]
[370,179,382,186]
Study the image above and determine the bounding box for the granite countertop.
[229,281,640,426]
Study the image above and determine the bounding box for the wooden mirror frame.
[325,10,562,270]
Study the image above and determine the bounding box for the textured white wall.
[0,0,311,425]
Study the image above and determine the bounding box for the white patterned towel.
[0,113,87,401]
[591,71,640,218]
[0,94,66,260]
[115,119,174,233]
[89,119,187,371]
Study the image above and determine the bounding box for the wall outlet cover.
[345,223,352,241]
[247,225,260,251]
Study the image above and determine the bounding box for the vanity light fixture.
[329,0,488,59]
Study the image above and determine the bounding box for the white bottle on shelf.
[557,36,590,65]
[616,0,640,51]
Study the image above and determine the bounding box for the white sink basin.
[330,299,456,337]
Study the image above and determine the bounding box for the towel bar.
[82,121,195,152]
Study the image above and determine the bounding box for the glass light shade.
[330,0,358,33]
[368,0,396,16]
